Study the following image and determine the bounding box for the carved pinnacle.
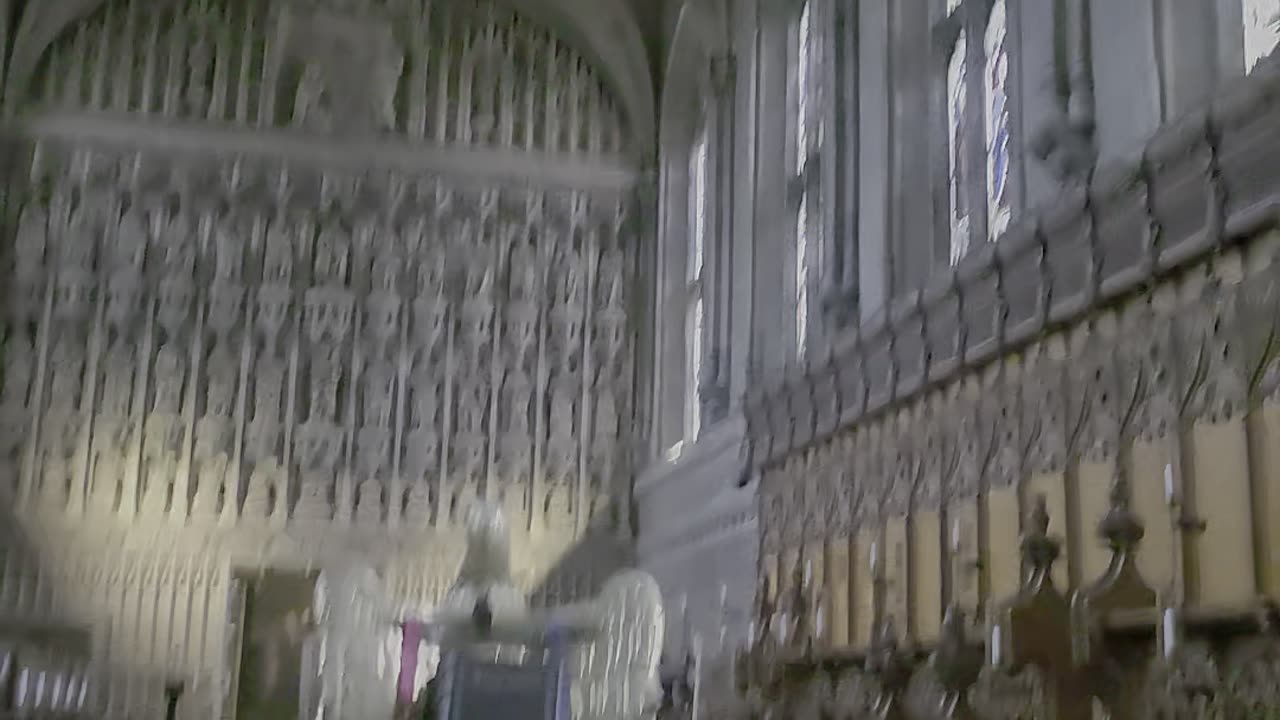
[1098,475,1144,552]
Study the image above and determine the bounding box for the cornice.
[4,110,642,192]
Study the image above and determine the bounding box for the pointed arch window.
[946,29,971,264]
[983,0,1012,241]
[791,0,824,358]
[685,129,709,442]
[1243,0,1280,72]
[942,0,1015,267]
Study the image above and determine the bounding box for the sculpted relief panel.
[0,2,640,717]
[1,149,636,537]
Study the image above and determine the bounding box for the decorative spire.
[1098,475,1144,552]
[931,605,982,701]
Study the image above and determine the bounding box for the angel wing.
[569,570,665,720]
[313,560,400,719]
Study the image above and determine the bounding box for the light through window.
[947,30,970,265]
[1243,0,1280,72]
[793,0,818,358]
[686,132,709,442]
[983,0,1011,241]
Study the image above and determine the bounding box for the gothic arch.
[659,0,729,155]
[2,0,655,156]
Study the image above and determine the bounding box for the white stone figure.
[309,556,399,719]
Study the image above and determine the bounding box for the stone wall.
[720,56,1280,719]
[0,1,645,716]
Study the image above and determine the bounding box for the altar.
[300,504,664,720]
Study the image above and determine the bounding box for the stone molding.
[743,63,1280,477]
[7,110,641,193]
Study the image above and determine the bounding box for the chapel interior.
[0,0,1279,717]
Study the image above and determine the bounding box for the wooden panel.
[853,529,877,649]
[949,500,981,615]
[1251,403,1280,601]
[826,538,851,648]
[986,488,1022,601]
[1029,471,1070,589]
[885,517,909,632]
[805,540,827,640]
[910,509,942,644]
[234,570,319,720]
[1189,419,1257,610]
[1077,460,1115,585]
[1130,439,1176,592]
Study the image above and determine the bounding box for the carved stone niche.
[274,1,405,136]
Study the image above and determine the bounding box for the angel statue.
[393,502,666,720]
[303,554,403,720]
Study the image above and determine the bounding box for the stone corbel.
[1029,0,1096,185]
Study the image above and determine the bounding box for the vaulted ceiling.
[3,0,676,156]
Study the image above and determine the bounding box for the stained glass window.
[947,31,970,265]
[1243,0,1280,72]
[983,0,1011,241]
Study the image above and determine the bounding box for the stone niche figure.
[279,3,406,136]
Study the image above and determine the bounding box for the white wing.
[315,561,399,719]
[570,570,665,720]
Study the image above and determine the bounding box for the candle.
[1162,608,1178,659]
[869,541,879,575]
[951,519,962,552]
[747,620,756,647]
[990,625,1002,666]
[804,560,812,586]
[815,603,826,640]
[1164,463,1175,505]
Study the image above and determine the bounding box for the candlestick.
[990,624,1002,666]
[1162,607,1178,659]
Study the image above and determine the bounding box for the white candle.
[870,541,880,575]
[1162,608,1178,659]
[804,560,812,586]
[777,612,789,644]
[1164,463,1175,505]
[816,603,826,640]
[951,519,962,552]
[990,625,1002,666]
[747,620,756,647]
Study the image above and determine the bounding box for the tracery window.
[983,0,1012,241]
[943,0,1014,266]
[791,0,823,358]
[1243,0,1280,72]
[685,129,710,442]
[946,29,971,264]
